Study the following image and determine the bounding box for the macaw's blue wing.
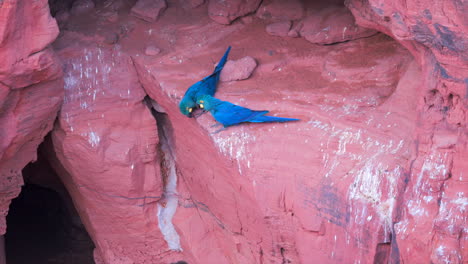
[211,100,269,127]
[249,115,300,123]
[197,46,231,97]
[206,97,299,127]
[179,46,232,117]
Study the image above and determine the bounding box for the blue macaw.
[179,46,232,117]
[196,95,299,129]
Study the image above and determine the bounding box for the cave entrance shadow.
[5,142,95,264]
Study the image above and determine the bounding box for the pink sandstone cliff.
[0,0,466,263]
[0,0,63,234]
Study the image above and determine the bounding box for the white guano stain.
[62,47,124,114]
[157,155,181,251]
[414,151,448,192]
[423,195,434,203]
[213,128,255,174]
[436,190,468,236]
[404,150,449,220]
[394,219,409,238]
[62,46,140,141]
[309,116,408,250]
[407,199,428,217]
[434,245,461,264]
[88,131,100,147]
[306,120,408,262]
[157,119,181,251]
[347,136,404,245]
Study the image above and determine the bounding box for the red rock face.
[0,0,63,234]
[346,0,467,263]
[131,0,167,22]
[220,56,258,82]
[208,0,262,24]
[256,0,304,21]
[299,6,378,45]
[49,33,171,263]
[266,21,292,37]
[133,32,418,263]
[1,0,466,263]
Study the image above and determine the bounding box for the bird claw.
[210,123,223,128]
[211,127,226,134]
[193,110,207,118]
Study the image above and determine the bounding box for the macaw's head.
[196,95,216,111]
[179,97,196,117]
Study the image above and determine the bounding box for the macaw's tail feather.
[199,46,232,91]
[214,46,232,74]
[251,115,300,123]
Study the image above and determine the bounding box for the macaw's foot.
[211,127,226,134]
[193,110,207,118]
[210,122,223,128]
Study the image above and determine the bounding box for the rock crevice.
[0,0,466,263]
[146,97,182,251]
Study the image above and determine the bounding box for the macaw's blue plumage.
[179,46,232,117]
[197,95,300,128]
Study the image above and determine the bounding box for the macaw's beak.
[186,107,193,117]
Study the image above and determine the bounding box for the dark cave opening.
[5,143,95,264]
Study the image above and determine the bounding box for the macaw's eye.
[199,104,204,109]
[188,108,193,113]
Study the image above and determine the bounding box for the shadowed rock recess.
[0,0,466,263]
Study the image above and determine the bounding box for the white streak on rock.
[213,128,255,174]
[88,131,100,147]
[157,155,181,251]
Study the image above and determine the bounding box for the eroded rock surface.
[49,32,172,263]
[220,56,258,82]
[256,0,304,21]
[130,0,167,22]
[0,0,63,234]
[134,31,419,263]
[71,0,95,15]
[208,0,262,24]
[299,6,378,45]
[266,21,292,37]
[1,0,466,263]
[346,0,468,262]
